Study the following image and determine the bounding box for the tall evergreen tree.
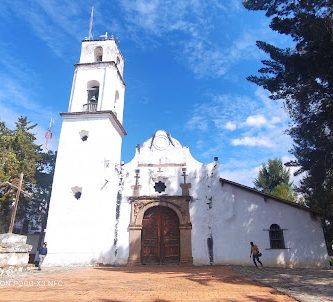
[243,0,333,251]
[17,151,56,234]
[0,121,20,202]
[0,117,54,234]
[254,158,295,201]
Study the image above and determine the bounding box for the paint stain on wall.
[207,235,214,265]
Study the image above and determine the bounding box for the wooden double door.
[141,206,180,265]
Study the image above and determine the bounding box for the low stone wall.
[0,265,32,277]
[0,233,32,272]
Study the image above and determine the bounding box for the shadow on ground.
[93,265,333,302]
[93,265,254,287]
[0,265,300,302]
[231,265,333,302]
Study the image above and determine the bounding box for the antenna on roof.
[88,6,94,40]
[99,32,108,40]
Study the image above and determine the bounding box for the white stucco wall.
[45,34,328,268]
[191,181,328,267]
[68,64,125,123]
[79,39,124,75]
[68,38,125,125]
[45,125,329,267]
[116,130,329,268]
[45,37,127,266]
[44,115,124,265]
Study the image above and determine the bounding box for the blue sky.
[0,0,297,186]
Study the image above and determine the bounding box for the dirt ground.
[0,265,297,302]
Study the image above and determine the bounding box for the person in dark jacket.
[38,242,48,271]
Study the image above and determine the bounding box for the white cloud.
[231,136,273,147]
[221,159,261,187]
[1,1,85,58]
[226,31,261,62]
[225,121,237,131]
[187,114,208,131]
[254,87,287,117]
[181,30,264,79]
[271,116,282,124]
[0,0,274,79]
[186,94,258,132]
[119,0,210,38]
[186,87,293,188]
[222,169,255,187]
[116,0,270,78]
[182,40,227,79]
[244,115,267,127]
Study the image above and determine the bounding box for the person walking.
[250,241,263,267]
[38,242,48,271]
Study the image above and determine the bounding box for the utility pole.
[1,173,32,233]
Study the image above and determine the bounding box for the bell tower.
[68,35,125,122]
[44,31,126,265]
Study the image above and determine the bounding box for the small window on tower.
[94,46,103,62]
[116,56,120,65]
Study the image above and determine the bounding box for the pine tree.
[0,122,19,201]
[243,0,333,252]
[18,151,56,233]
[254,158,295,201]
[0,117,54,234]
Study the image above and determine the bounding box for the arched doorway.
[141,206,180,265]
[128,197,193,266]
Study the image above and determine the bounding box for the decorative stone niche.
[71,186,82,200]
[79,130,89,141]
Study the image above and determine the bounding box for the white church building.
[44,33,329,268]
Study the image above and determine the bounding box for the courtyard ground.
[232,266,333,302]
[0,265,331,302]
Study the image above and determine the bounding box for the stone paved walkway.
[230,266,333,302]
[0,265,296,302]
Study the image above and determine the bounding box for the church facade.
[44,34,329,268]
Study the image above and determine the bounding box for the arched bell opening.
[84,80,100,112]
[94,46,103,62]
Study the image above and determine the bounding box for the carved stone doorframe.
[127,196,193,266]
